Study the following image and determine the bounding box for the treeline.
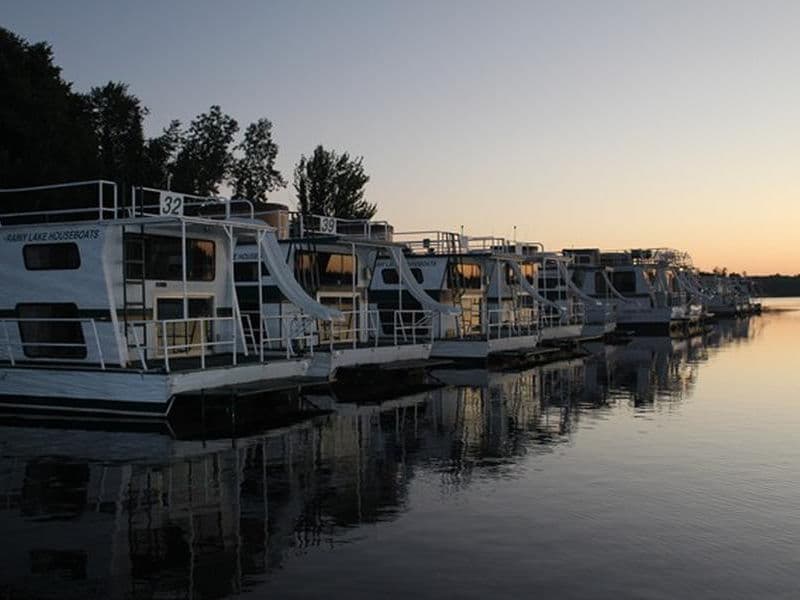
[0,27,376,218]
[750,276,800,297]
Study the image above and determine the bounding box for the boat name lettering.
[3,229,100,243]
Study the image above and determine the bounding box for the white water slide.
[259,232,343,321]
[386,246,461,315]
[505,260,565,312]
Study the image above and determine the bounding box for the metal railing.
[287,213,393,240]
[131,186,256,220]
[0,317,106,369]
[251,309,433,357]
[0,180,118,225]
[125,316,241,373]
[392,231,464,255]
[486,307,539,340]
[393,310,434,345]
[317,309,381,350]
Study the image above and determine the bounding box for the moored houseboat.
[0,181,341,416]
[600,248,704,336]
[369,231,541,360]
[234,209,443,378]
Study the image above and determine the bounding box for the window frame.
[23,243,81,271]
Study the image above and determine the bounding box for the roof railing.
[0,180,118,226]
[392,230,465,255]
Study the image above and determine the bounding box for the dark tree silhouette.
[230,118,286,201]
[141,120,182,189]
[294,145,375,219]
[0,27,98,186]
[171,105,238,195]
[87,81,147,187]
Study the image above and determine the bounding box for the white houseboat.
[561,248,617,338]
[526,251,586,342]
[600,248,704,336]
[0,181,341,416]
[233,210,443,378]
[369,231,541,360]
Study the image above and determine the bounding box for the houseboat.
[368,231,541,360]
[600,248,704,336]
[0,181,340,416]
[234,209,445,378]
[561,248,617,339]
[526,251,586,342]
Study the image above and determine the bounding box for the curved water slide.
[555,260,604,307]
[385,246,461,315]
[259,232,342,320]
[600,270,636,304]
[505,260,565,313]
[675,270,714,303]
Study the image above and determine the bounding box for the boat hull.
[0,359,310,416]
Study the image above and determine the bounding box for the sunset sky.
[5,0,800,274]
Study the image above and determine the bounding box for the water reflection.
[0,316,760,599]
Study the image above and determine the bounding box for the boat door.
[154,295,215,356]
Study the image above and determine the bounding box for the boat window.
[505,264,536,285]
[295,251,357,287]
[23,243,80,270]
[125,234,215,281]
[234,261,269,282]
[611,271,637,293]
[381,267,424,285]
[571,270,586,288]
[15,303,86,359]
[450,263,482,289]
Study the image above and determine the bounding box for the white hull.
[307,343,432,378]
[0,359,310,415]
[431,334,539,359]
[540,324,582,341]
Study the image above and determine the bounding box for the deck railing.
[393,310,434,345]
[486,307,539,340]
[392,231,464,255]
[0,180,118,224]
[126,316,242,373]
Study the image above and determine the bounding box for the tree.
[141,120,182,189]
[171,105,238,196]
[87,81,147,186]
[293,145,375,219]
[0,27,98,186]
[230,118,286,201]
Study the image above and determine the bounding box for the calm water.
[1,300,799,599]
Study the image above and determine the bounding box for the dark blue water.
[1,301,798,599]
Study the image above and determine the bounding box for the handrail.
[126,316,239,373]
[0,180,117,226]
[393,310,434,345]
[486,307,539,340]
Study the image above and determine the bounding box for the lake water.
[1,300,799,599]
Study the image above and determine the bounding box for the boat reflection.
[0,318,756,599]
